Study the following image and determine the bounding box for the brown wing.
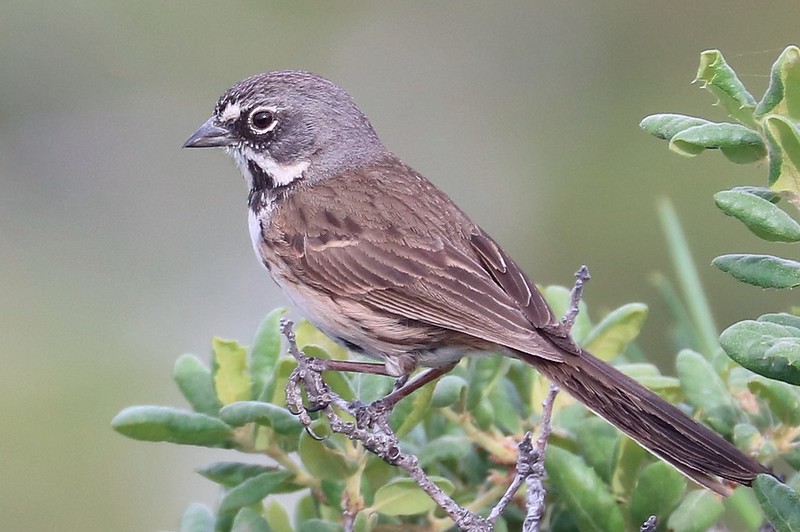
[470,231,561,330]
[270,164,564,362]
[297,231,563,362]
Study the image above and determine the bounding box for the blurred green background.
[2,2,798,530]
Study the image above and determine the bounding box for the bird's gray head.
[183,70,387,191]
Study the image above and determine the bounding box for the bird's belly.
[261,255,484,373]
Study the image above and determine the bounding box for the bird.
[183,70,768,495]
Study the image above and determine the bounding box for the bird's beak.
[182,117,234,148]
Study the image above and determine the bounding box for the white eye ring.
[248,107,278,135]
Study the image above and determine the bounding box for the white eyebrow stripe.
[220,101,241,122]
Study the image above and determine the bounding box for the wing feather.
[296,232,564,362]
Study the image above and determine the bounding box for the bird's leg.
[373,363,457,411]
[307,358,396,376]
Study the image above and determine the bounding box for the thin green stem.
[265,442,317,488]
[658,199,719,357]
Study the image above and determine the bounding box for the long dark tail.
[515,346,769,495]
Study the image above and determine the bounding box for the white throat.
[230,146,309,189]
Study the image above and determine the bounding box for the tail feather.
[515,347,770,495]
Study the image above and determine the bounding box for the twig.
[282,318,491,531]
[523,384,559,532]
[640,516,657,532]
[563,265,591,330]
[485,433,537,524]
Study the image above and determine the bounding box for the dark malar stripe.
[248,159,276,191]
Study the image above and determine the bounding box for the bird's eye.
[249,108,277,134]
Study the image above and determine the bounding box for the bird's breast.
[247,202,272,265]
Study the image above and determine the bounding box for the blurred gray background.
[2,2,798,530]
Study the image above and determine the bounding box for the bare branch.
[485,433,537,524]
[563,264,591,330]
[282,318,491,531]
[523,383,559,532]
[640,515,657,532]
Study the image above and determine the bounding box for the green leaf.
[611,437,648,498]
[756,45,800,120]
[297,520,343,532]
[472,396,494,430]
[294,493,319,527]
[294,494,318,525]
[249,308,288,402]
[213,338,252,405]
[731,185,782,203]
[666,489,725,532]
[417,435,473,467]
[639,114,712,140]
[669,123,765,163]
[219,401,302,437]
[695,49,757,127]
[753,474,800,532]
[629,462,687,528]
[219,470,293,514]
[350,372,393,403]
[617,363,683,402]
[215,512,235,532]
[174,354,223,416]
[298,426,356,480]
[320,479,345,507]
[391,379,435,438]
[353,511,376,532]
[720,320,800,385]
[723,486,765,532]
[764,115,800,199]
[111,406,234,446]
[714,190,800,242]
[575,418,619,483]
[370,477,454,516]
[748,374,800,425]
[493,517,509,532]
[582,303,648,361]
[199,462,273,487]
[676,349,740,435]
[733,423,764,456]
[179,503,215,532]
[264,500,293,532]
[713,254,800,289]
[198,462,300,494]
[650,273,703,354]
[489,379,523,433]
[545,446,625,531]
[295,320,348,359]
[362,457,395,504]
[431,375,468,408]
[466,356,504,411]
[552,402,589,434]
[760,312,800,329]
[231,507,271,532]
[785,448,800,470]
